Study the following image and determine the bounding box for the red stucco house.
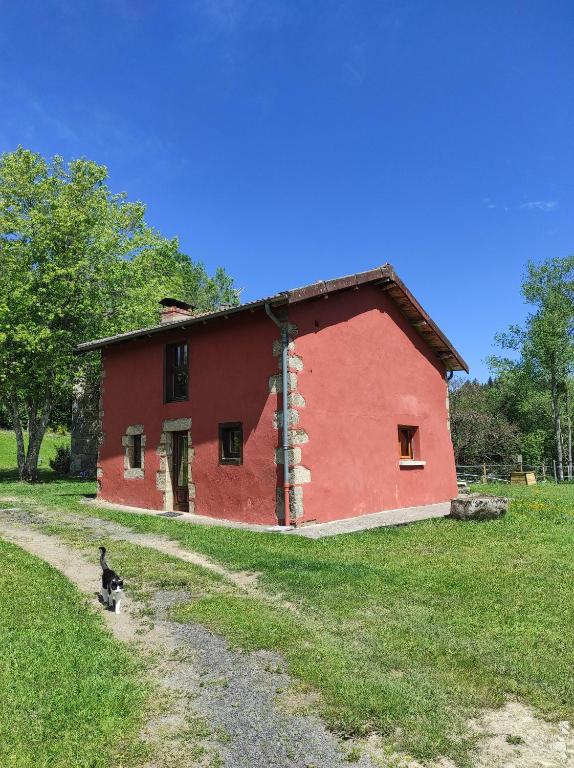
[77,265,468,527]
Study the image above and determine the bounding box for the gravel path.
[154,591,370,768]
[0,515,372,768]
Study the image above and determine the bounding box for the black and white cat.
[99,546,124,614]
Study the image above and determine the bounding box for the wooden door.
[172,431,189,512]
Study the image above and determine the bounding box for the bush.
[49,446,71,476]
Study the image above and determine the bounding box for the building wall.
[289,285,457,523]
[98,310,282,524]
[70,376,99,477]
[98,285,457,525]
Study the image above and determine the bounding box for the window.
[132,434,142,469]
[219,422,243,465]
[165,342,188,402]
[123,426,145,479]
[398,426,416,460]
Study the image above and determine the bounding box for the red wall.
[99,311,281,524]
[290,285,457,522]
[99,285,458,525]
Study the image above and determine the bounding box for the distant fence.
[456,462,574,484]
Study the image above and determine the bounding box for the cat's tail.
[99,546,109,571]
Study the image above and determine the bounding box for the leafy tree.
[488,360,554,465]
[493,256,574,480]
[449,379,520,465]
[0,147,237,480]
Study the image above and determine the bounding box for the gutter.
[265,302,291,527]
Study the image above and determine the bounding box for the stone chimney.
[159,298,195,324]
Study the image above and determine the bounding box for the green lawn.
[0,428,69,473]
[0,538,149,768]
[2,430,574,763]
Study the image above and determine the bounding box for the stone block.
[275,486,304,521]
[275,447,302,465]
[272,339,295,357]
[450,494,508,521]
[126,424,144,435]
[289,465,311,484]
[162,417,191,432]
[286,322,298,339]
[273,409,300,429]
[288,428,309,445]
[279,354,303,372]
[268,372,298,394]
[156,471,166,491]
[288,392,306,407]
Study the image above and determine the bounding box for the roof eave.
[380,269,469,372]
[74,296,289,354]
[74,264,468,373]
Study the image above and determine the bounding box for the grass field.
[0,538,149,768]
[0,428,69,473]
[2,430,574,763]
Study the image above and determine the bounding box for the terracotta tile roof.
[75,264,468,372]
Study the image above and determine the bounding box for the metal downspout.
[265,302,291,527]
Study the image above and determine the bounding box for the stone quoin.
[76,264,468,526]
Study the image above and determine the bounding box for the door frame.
[156,418,193,514]
[171,430,190,513]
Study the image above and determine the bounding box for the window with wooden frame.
[398,426,416,460]
[219,422,243,465]
[165,342,188,402]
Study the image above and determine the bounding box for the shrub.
[49,446,71,476]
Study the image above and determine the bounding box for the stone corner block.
[279,354,304,372]
[288,428,309,446]
[273,409,300,429]
[275,485,304,520]
[289,465,311,485]
[286,322,298,338]
[275,447,302,466]
[156,471,167,491]
[268,372,298,394]
[272,339,295,357]
[288,392,306,408]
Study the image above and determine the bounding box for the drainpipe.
[265,302,291,527]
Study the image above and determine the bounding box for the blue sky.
[1,1,573,379]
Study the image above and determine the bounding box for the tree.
[449,378,521,465]
[493,256,574,480]
[0,147,238,481]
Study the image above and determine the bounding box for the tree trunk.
[6,393,53,482]
[21,395,52,482]
[551,377,564,482]
[8,396,26,479]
